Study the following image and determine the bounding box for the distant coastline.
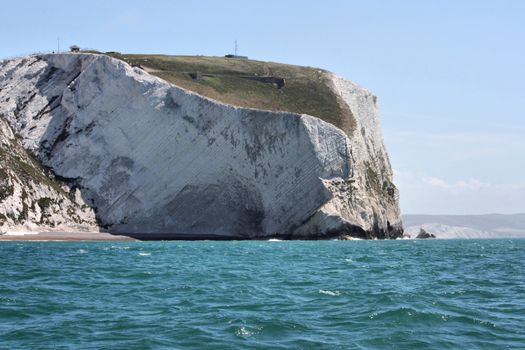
[403,213,525,239]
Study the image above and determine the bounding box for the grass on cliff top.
[104,53,354,134]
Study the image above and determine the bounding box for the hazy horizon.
[403,213,525,216]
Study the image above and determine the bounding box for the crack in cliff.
[33,95,62,120]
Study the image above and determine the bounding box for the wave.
[319,289,341,296]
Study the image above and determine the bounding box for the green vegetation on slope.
[0,120,67,199]
[0,118,94,226]
[104,53,354,134]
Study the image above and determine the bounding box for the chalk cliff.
[0,53,401,238]
[0,117,97,232]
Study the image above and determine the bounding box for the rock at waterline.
[416,228,436,239]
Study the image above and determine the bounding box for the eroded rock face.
[0,53,402,238]
[0,118,97,232]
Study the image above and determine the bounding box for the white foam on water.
[105,246,131,251]
[235,326,261,338]
[319,289,341,296]
[138,252,151,256]
[268,239,282,242]
[236,326,253,337]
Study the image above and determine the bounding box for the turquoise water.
[0,239,524,349]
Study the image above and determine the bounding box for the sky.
[1,0,524,215]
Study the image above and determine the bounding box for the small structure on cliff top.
[225,54,248,59]
[69,45,80,53]
[225,40,248,59]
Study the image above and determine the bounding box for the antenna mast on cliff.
[57,37,60,53]
[234,40,238,56]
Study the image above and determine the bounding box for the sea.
[0,239,524,349]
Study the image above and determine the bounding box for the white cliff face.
[323,74,401,236]
[0,53,402,238]
[0,118,97,233]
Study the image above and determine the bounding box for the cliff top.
[101,52,354,134]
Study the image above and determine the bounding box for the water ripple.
[0,239,524,349]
